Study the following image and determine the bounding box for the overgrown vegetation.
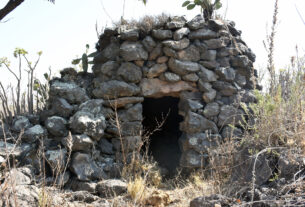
[0,0,304,206]
[0,48,50,123]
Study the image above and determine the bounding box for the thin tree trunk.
[0,0,24,21]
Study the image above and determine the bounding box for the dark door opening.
[142,97,183,176]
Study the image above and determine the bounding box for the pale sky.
[0,0,304,87]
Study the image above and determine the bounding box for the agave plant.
[182,0,222,21]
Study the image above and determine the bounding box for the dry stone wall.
[1,15,260,184]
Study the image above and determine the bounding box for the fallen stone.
[70,152,107,181]
[190,194,233,207]
[96,179,127,198]
[70,180,97,193]
[0,185,39,207]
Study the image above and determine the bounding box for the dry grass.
[114,13,170,33]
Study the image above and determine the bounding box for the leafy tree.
[182,0,222,21]
[0,0,55,21]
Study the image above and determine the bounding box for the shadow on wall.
[142,97,183,176]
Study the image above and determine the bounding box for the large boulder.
[70,153,107,181]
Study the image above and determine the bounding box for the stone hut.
[19,15,259,181]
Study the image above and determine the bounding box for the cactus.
[182,0,222,21]
[71,44,97,73]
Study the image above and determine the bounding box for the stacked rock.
[1,14,260,185]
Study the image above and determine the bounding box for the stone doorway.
[142,97,183,175]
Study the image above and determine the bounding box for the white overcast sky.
[0,0,304,87]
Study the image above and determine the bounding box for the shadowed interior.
[142,97,183,175]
